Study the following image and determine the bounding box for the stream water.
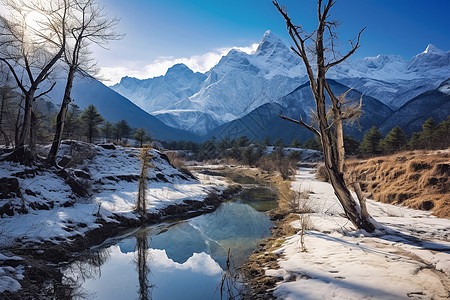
[62,186,278,300]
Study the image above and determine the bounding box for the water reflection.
[63,188,276,300]
[135,232,152,300]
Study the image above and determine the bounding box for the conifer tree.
[273,138,284,147]
[409,132,421,150]
[101,121,114,141]
[420,118,435,149]
[80,105,104,143]
[359,126,382,155]
[114,120,132,142]
[433,116,450,149]
[133,128,151,148]
[62,104,82,140]
[381,126,407,153]
[343,135,360,156]
[289,137,302,148]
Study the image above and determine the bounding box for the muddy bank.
[240,175,302,299]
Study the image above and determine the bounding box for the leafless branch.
[279,114,321,137]
[325,27,365,71]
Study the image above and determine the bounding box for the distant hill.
[205,80,393,143]
[46,76,200,142]
[379,78,450,135]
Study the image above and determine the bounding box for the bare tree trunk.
[47,66,75,165]
[0,87,11,147]
[16,91,35,150]
[274,0,375,232]
[136,148,150,215]
[29,110,37,152]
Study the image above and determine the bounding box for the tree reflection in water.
[62,247,112,298]
[135,231,153,300]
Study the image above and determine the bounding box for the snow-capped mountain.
[111,64,206,113]
[331,44,450,108]
[113,31,306,135]
[43,75,200,141]
[111,31,449,135]
[379,78,450,135]
[205,80,393,143]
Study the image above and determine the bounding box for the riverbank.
[0,142,241,298]
[244,168,450,299]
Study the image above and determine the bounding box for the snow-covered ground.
[0,142,227,294]
[267,169,450,299]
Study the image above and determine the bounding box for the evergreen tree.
[133,128,151,147]
[289,137,302,148]
[359,126,382,155]
[217,136,232,156]
[420,118,435,149]
[80,105,104,143]
[62,104,82,140]
[235,136,250,147]
[273,138,284,147]
[263,136,271,146]
[432,116,450,149]
[409,132,421,150]
[303,137,322,151]
[102,121,114,141]
[114,120,132,142]
[381,126,407,153]
[343,135,360,156]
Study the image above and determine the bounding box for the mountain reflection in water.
[63,189,276,299]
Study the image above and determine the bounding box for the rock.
[56,169,90,197]
[0,203,14,217]
[98,143,116,150]
[0,177,22,199]
[57,156,72,168]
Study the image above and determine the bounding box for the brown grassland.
[346,150,449,218]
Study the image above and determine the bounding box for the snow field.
[268,169,450,299]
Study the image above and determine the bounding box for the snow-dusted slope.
[268,169,450,300]
[115,31,306,135]
[331,44,450,108]
[379,78,450,135]
[111,64,207,113]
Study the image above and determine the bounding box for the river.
[62,185,278,299]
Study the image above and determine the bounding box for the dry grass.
[256,157,297,180]
[346,150,449,218]
[165,151,195,178]
[315,163,329,182]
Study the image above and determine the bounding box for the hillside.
[346,150,449,218]
[45,76,201,142]
[379,79,450,135]
[205,79,393,143]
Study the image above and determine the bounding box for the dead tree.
[274,0,375,232]
[0,0,67,162]
[47,0,121,165]
[136,148,153,215]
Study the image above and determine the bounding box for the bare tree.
[136,148,152,215]
[0,70,17,146]
[47,0,121,165]
[0,0,67,161]
[274,0,375,232]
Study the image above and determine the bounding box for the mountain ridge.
[111,32,449,135]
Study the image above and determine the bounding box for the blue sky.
[95,0,450,84]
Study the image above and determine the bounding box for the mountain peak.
[256,30,286,54]
[261,30,279,43]
[423,44,445,55]
[165,63,193,76]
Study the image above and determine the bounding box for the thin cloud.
[99,43,259,86]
